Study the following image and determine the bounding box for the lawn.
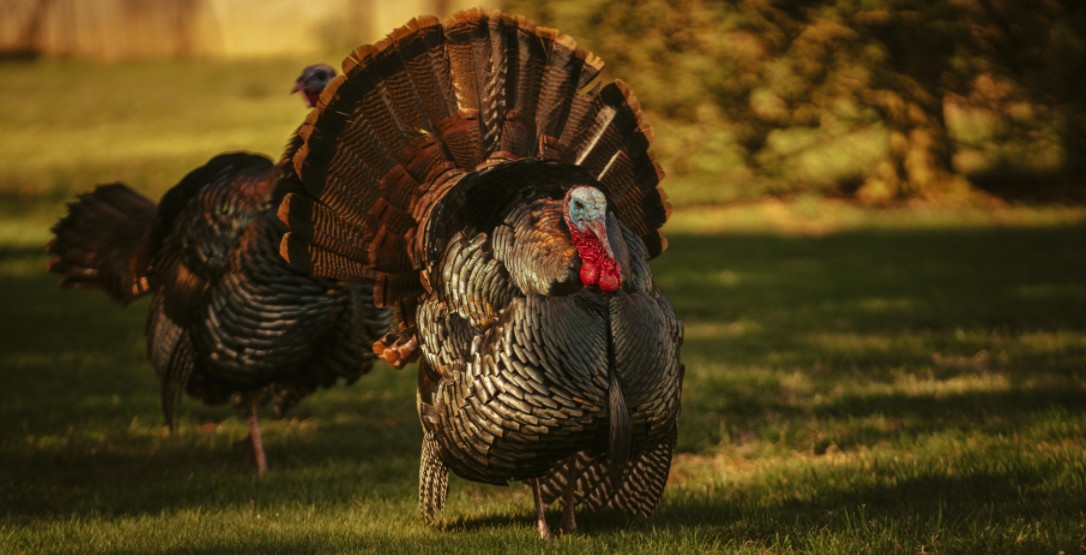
[2,60,1085,554]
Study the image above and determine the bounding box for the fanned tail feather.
[279,8,669,313]
[46,183,156,304]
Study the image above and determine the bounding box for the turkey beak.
[290,80,304,95]
[586,217,615,259]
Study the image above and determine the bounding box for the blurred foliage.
[504,0,1086,205]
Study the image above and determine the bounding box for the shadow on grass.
[443,455,1085,550]
[661,224,1086,451]
[2,250,423,520]
[2,401,423,521]
[108,539,390,555]
[446,509,640,536]
[3,222,1086,547]
[645,462,1086,552]
[681,384,1086,453]
[661,225,1086,346]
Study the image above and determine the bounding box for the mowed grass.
[0,59,324,204]
[2,60,1086,553]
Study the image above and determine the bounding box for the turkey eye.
[573,200,584,210]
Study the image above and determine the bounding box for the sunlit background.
[2,0,1083,209]
[2,1,1085,552]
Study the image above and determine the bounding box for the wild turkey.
[277,9,683,536]
[292,64,338,108]
[46,68,390,475]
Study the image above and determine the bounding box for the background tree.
[506,0,1086,204]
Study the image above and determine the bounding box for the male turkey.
[292,63,338,107]
[46,68,390,476]
[278,9,683,537]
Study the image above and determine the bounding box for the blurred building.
[0,0,494,60]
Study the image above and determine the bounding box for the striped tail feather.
[47,183,156,304]
[279,8,669,309]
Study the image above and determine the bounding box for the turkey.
[292,63,338,108]
[277,9,683,537]
[46,68,389,476]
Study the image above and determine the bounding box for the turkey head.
[291,63,337,107]
[564,186,621,293]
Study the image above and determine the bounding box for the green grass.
[0,59,331,202]
[3,60,1086,553]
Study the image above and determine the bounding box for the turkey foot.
[372,327,420,369]
[246,397,267,477]
[532,479,555,540]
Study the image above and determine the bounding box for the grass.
[0,59,328,202]
[2,60,1086,553]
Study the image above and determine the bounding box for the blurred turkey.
[46,67,390,476]
[277,9,683,536]
[292,63,338,107]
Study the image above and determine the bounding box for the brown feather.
[46,183,156,304]
[281,9,670,308]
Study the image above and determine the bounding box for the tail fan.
[279,8,669,315]
[47,183,156,304]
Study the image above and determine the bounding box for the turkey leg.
[247,398,267,477]
[531,479,555,540]
[560,481,577,533]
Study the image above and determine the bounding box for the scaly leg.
[558,456,580,533]
[247,398,267,477]
[560,480,577,534]
[532,479,555,540]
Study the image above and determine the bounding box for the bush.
[504,0,1086,204]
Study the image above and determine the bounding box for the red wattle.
[581,261,600,286]
[598,266,620,292]
[569,223,622,292]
